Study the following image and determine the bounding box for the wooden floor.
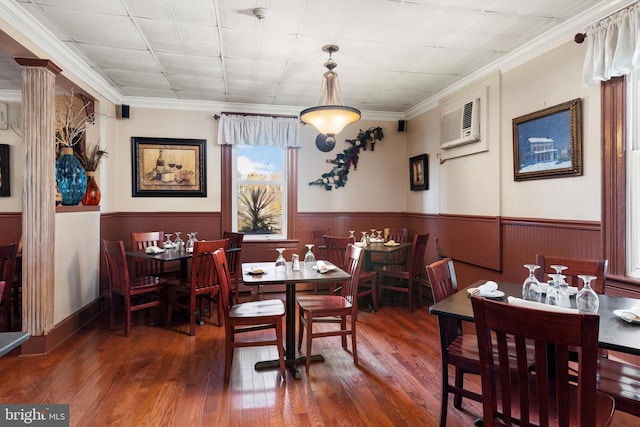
[1,293,639,426]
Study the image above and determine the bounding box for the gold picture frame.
[512,98,582,181]
[131,137,206,197]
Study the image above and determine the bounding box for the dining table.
[0,331,30,357]
[242,261,351,379]
[429,280,640,356]
[125,246,241,280]
[360,241,412,271]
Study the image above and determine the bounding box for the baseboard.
[19,297,103,356]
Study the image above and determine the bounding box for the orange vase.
[82,171,101,206]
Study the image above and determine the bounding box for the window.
[218,113,300,241]
[627,71,640,278]
[233,145,287,239]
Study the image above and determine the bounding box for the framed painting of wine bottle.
[131,137,206,197]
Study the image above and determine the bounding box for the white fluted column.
[16,58,61,336]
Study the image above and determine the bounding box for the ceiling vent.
[440,98,480,149]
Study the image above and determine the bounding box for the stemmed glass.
[376,230,383,242]
[164,233,173,249]
[174,231,184,251]
[522,264,542,302]
[361,231,368,244]
[551,265,570,307]
[275,248,286,272]
[348,231,355,242]
[576,275,600,313]
[545,274,562,306]
[370,229,377,242]
[304,244,316,270]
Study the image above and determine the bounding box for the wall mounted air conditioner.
[440,98,480,149]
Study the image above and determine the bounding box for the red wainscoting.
[0,213,22,246]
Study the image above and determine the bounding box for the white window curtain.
[583,2,640,86]
[217,113,301,147]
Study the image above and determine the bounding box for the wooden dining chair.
[427,258,483,427]
[131,231,179,278]
[166,239,228,336]
[310,228,330,258]
[0,243,18,331]
[535,254,608,294]
[323,235,378,311]
[223,231,244,304]
[310,228,330,293]
[471,296,615,427]
[297,244,364,372]
[102,240,166,337]
[378,233,429,312]
[211,248,286,383]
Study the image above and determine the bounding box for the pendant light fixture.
[300,45,361,146]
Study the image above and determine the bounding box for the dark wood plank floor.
[0,292,638,426]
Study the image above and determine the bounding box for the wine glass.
[376,230,383,242]
[545,274,562,306]
[174,231,184,251]
[576,275,600,313]
[348,230,355,241]
[164,233,173,249]
[550,265,570,307]
[522,264,542,302]
[370,229,377,242]
[275,248,286,272]
[304,244,316,270]
[361,231,368,245]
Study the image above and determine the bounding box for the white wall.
[501,41,601,221]
[54,211,100,324]
[407,40,601,221]
[0,100,22,211]
[298,118,407,212]
[110,107,220,213]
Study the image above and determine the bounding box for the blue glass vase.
[56,147,87,206]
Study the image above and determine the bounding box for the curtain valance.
[583,2,640,85]
[216,113,301,147]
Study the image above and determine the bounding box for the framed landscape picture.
[131,137,206,197]
[512,98,582,181]
[409,154,428,191]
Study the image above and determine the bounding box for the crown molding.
[2,0,634,120]
[0,1,123,104]
[123,96,404,121]
[404,0,638,119]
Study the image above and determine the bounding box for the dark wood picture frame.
[409,154,428,191]
[512,98,582,181]
[131,137,206,197]
[0,144,9,197]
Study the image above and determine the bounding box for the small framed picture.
[0,144,9,197]
[512,98,582,181]
[409,154,428,191]
[131,137,206,197]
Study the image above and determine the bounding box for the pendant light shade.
[300,45,361,142]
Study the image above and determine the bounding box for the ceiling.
[0,0,631,117]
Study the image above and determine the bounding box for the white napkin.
[476,281,498,296]
[145,246,165,254]
[316,260,329,273]
[508,296,579,314]
[620,304,640,322]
